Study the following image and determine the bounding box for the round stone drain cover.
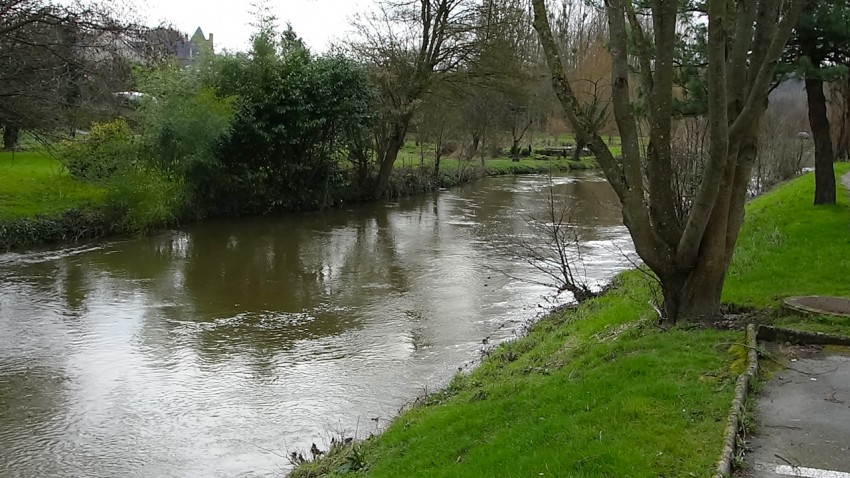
[783,296,850,318]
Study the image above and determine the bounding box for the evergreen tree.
[784,0,850,205]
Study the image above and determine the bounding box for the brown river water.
[0,172,632,477]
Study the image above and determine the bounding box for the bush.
[208,26,375,213]
[137,67,235,210]
[488,143,504,158]
[104,169,186,233]
[60,119,137,181]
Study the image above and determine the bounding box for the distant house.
[139,26,214,67]
[177,27,214,66]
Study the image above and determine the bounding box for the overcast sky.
[137,0,368,53]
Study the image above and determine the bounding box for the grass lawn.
[725,163,850,336]
[291,164,850,478]
[0,150,105,220]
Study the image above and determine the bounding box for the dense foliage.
[207,27,375,214]
[56,24,375,226]
[137,66,236,215]
[61,119,138,181]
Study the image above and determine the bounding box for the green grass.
[774,313,850,337]
[0,150,105,220]
[394,155,597,177]
[724,163,850,307]
[292,273,739,478]
[724,163,850,336]
[481,157,597,174]
[292,163,850,478]
[393,137,613,172]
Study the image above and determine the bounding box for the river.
[0,171,632,477]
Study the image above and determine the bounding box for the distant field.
[0,150,105,220]
[394,136,620,170]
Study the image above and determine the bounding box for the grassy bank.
[726,163,850,336]
[291,165,850,478]
[1,149,598,250]
[293,272,740,478]
[0,150,105,220]
[0,149,189,250]
[0,151,114,250]
[480,157,596,175]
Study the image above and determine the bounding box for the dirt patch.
[688,305,770,331]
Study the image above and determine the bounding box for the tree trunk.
[510,140,520,162]
[572,139,585,162]
[833,77,850,161]
[3,126,20,151]
[479,133,486,167]
[663,269,725,323]
[663,196,738,323]
[373,131,404,199]
[470,132,480,158]
[806,78,837,205]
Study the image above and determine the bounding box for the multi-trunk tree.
[532,0,807,323]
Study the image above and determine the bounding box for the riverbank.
[0,150,596,251]
[290,163,850,478]
[0,150,116,249]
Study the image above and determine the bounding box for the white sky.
[137,0,369,53]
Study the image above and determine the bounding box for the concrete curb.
[758,325,850,346]
[715,323,759,478]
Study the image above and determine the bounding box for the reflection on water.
[0,172,632,477]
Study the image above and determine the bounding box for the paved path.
[747,349,850,478]
[747,171,850,477]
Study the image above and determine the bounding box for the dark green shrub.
[207,26,375,214]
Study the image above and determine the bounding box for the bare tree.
[532,0,807,323]
[669,116,710,222]
[0,0,138,145]
[416,87,457,178]
[496,174,594,303]
[458,85,500,164]
[752,84,811,194]
[349,0,478,199]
